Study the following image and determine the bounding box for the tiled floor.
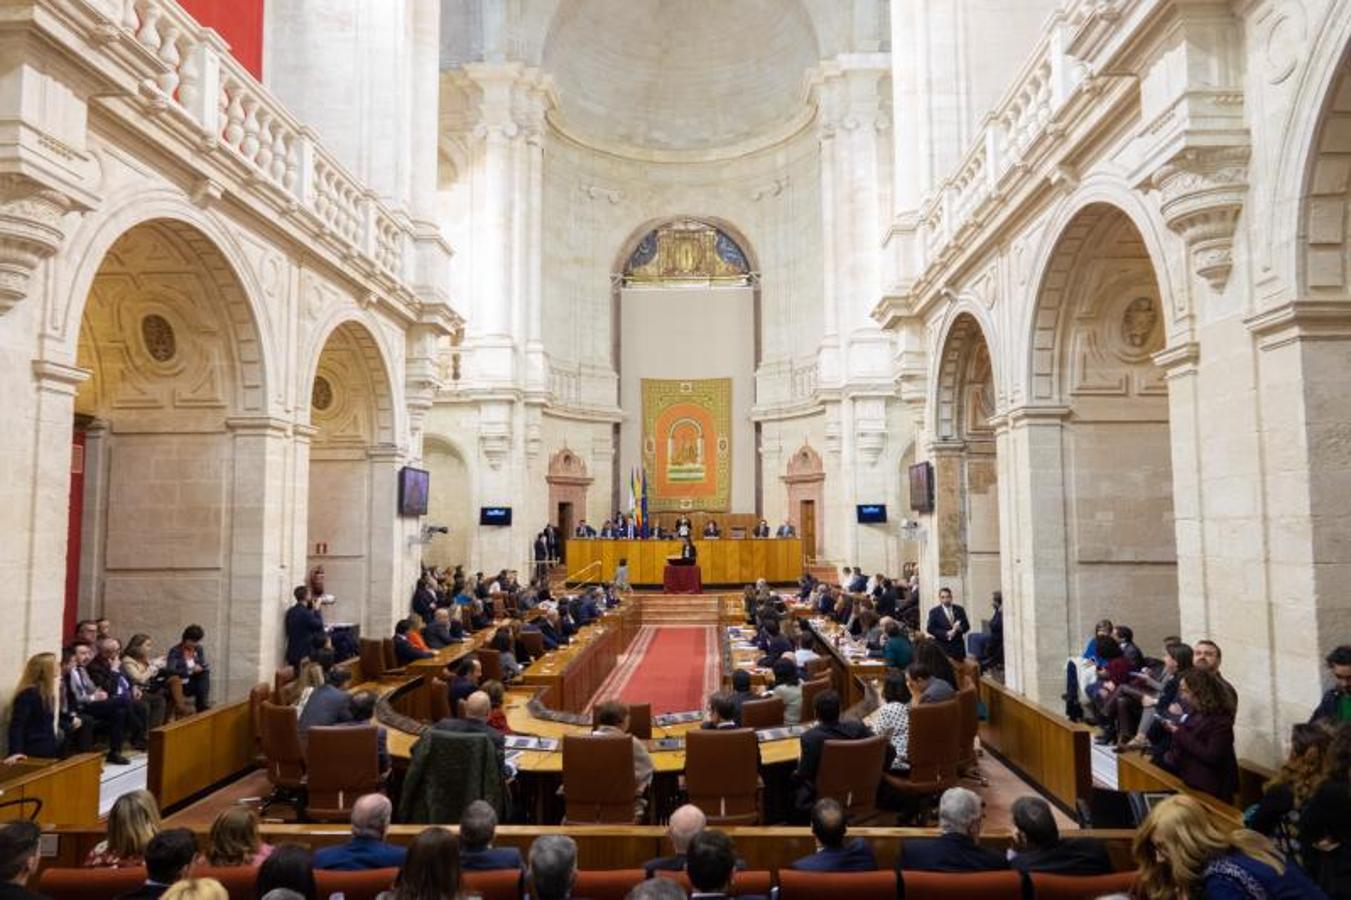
[98,751,148,815]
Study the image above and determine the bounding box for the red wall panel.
[178,0,265,80]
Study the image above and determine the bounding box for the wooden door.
[557,502,573,565]
[799,499,816,560]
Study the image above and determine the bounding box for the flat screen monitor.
[397,466,429,516]
[909,461,935,513]
[856,504,887,524]
[480,506,512,526]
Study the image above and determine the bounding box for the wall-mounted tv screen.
[909,461,934,513]
[398,466,429,516]
[480,506,512,526]
[857,504,888,524]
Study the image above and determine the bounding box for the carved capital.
[1151,147,1249,292]
[0,175,73,315]
[479,425,511,469]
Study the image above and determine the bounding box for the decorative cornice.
[1245,300,1351,351]
[1004,405,1072,425]
[31,359,90,393]
[1151,340,1201,375]
[225,415,292,436]
[1151,146,1250,292]
[0,175,75,316]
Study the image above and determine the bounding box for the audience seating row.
[36,864,1138,900]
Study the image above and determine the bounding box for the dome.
[542,0,819,154]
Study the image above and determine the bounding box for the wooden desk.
[0,754,102,826]
[1116,749,1244,826]
[519,611,633,713]
[148,700,255,810]
[978,677,1092,811]
[567,539,802,586]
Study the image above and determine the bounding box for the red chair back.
[462,869,525,900]
[38,867,146,900]
[1030,871,1139,899]
[572,869,646,900]
[656,870,774,896]
[315,866,399,900]
[193,865,260,899]
[777,870,897,900]
[902,870,1025,899]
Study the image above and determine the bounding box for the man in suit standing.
[926,587,971,660]
[543,522,560,562]
[1007,796,1111,875]
[458,800,524,871]
[116,829,197,899]
[286,584,327,668]
[790,798,878,871]
[533,531,550,583]
[312,794,407,871]
[897,787,1008,872]
[794,691,879,812]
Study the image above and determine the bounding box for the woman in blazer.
[5,652,62,760]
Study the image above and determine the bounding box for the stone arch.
[785,443,824,479]
[547,446,591,480]
[305,316,399,447]
[49,188,274,410]
[422,435,474,570]
[931,304,1000,441]
[1298,38,1351,295]
[546,446,593,551]
[782,442,824,557]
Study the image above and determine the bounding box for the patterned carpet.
[586,625,719,715]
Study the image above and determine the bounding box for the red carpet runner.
[588,625,718,715]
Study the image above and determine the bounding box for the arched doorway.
[782,444,824,559]
[931,313,1001,627]
[1008,203,1179,702]
[305,320,400,638]
[72,219,270,700]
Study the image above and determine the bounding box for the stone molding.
[1151,146,1250,292]
[1245,300,1351,351]
[31,359,90,395]
[0,175,75,316]
[1004,405,1071,426]
[1151,340,1201,379]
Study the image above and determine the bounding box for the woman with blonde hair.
[200,806,273,868]
[85,789,161,867]
[1133,794,1323,898]
[5,652,61,761]
[291,662,325,714]
[162,878,228,900]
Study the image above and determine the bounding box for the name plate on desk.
[653,710,703,726]
[504,735,559,752]
[755,723,813,743]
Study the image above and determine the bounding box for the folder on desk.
[504,735,559,752]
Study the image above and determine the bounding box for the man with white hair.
[528,834,578,900]
[642,803,707,875]
[311,793,406,870]
[896,787,1008,872]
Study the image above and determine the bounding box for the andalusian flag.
[639,466,650,537]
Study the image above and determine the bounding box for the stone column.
[1001,406,1072,704]
[1154,342,1210,639]
[223,417,292,702]
[77,419,110,619]
[365,444,405,640]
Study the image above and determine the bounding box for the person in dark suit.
[537,611,569,649]
[752,519,770,538]
[847,569,868,594]
[434,691,508,777]
[312,794,406,871]
[642,804,707,875]
[533,531,550,583]
[116,829,196,899]
[297,668,353,738]
[164,625,210,712]
[1007,796,1111,875]
[755,619,793,667]
[794,691,880,812]
[701,692,741,730]
[459,800,524,871]
[0,821,46,900]
[393,618,434,664]
[5,653,62,761]
[599,519,617,538]
[702,519,721,538]
[790,798,877,871]
[925,587,971,660]
[876,579,900,619]
[680,537,698,563]
[728,670,757,725]
[898,787,1008,872]
[686,829,763,900]
[776,520,796,538]
[422,607,464,650]
[285,585,326,669]
[411,574,440,624]
[446,658,481,711]
[574,520,597,538]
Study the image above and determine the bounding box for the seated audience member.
[1193,639,1239,712]
[201,806,273,868]
[686,830,755,900]
[753,518,770,538]
[312,794,406,871]
[701,692,740,730]
[458,800,523,871]
[343,691,389,774]
[165,625,210,714]
[882,618,913,670]
[702,519,721,538]
[489,628,523,681]
[777,519,796,538]
[728,670,757,725]
[296,667,353,738]
[392,619,433,664]
[291,661,325,715]
[447,658,481,712]
[1247,722,1333,852]
[1299,722,1351,896]
[847,568,868,594]
[1088,635,1133,744]
[162,879,227,900]
[626,879,686,900]
[1134,794,1323,898]
[537,611,567,650]
[874,579,899,619]
[790,798,877,871]
[574,520,596,538]
[1083,619,1115,665]
[86,789,160,867]
[643,804,706,875]
[73,619,99,647]
[899,787,1007,873]
[1160,667,1239,801]
[381,827,460,900]
[481,680,511,735]
[5,653,62,761]
[856,611,884,654]
[119,829,197,900]
[913,639,960,691]
[793,634,821,670]
[1114,624,1145,669]
[89,637,153,747]
[1312,645,1351,725]
[967,592,1003,670]
[1008,796,1111,875]
[0,821,44,900]
[403,615,432,653]
[592,701,654,817]
[434,691,508,777]
[1121,641,1192,752]
[256,844,318,900]
[870,673,912,771]
[528,835,578,900]
[120,634,171,726]
[769,657,804,725]
[68,640,132,765]
[421,608,463,650]
[285,586,326,669]
[794,690,877,811]
[906,662,955,705]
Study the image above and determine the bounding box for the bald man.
[643,804,707,875]
[312,793,406,870]
[433,689,508,776]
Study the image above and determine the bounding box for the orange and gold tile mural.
[641,377,732,512]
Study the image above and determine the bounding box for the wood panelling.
[1116,750,1243,826]
[567,539,802,586]
[148,700,254,810]
[0,754,102,826]
[978,677,1092,810]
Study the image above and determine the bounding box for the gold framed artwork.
[641,377,732,512]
